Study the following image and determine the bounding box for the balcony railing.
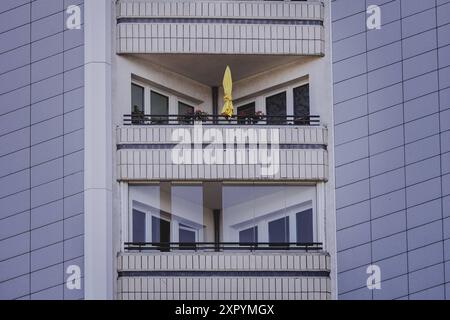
[123,114,320,126]
[124,242,323,252]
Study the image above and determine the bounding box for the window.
[179,224,197,249]
[268,216,290,246]
[266,92,287,124]
[131,83,145,124]
[178,101,194,124]
[179,224,196,243]
[296,209,313,243]
[151,91,169,124]
[152,216,170,251]
[128,183,316,250]
[239,226,258,244]
[132,209,146,243]
[237,102,255,124]
[293,84,310,125]
[222,184,315,247]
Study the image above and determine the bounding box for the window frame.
[234,79,310,122]
[233,202,315,244]
[130,79,201,122]
[129,200,171,243]
[125,183,318,249]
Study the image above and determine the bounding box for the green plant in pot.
[131,105,145,124]
[193,109,209,122]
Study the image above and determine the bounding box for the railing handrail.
[124,242,323,252]
[123,114,320,126]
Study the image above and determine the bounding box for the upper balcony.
[116,0,325,56]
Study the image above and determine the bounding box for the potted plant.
[193,109,209,122]
[131,105,145,124]
[221,112,236,123]
[252,111,265,124]
[178,109,194,124]
[237,111,248,124]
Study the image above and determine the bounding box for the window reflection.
[268,216,290,246]
[171,185,206,249]
[129,183,315,250]
[239,226,258,244]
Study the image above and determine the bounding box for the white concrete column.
[316,182,325,245]
[84,0,113,300]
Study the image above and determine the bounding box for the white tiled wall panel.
[117,0,324,20]
[118,252,331,271]
[118,276,331,300]
[117,126,329,145]
[117,252,331,300]
[116,0,325,55]
[116,125,329,181]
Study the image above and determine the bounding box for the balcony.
[117,250,331,300]
[115,115,329,181]
[116,0,325,56]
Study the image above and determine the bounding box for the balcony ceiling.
[131,54,312,87]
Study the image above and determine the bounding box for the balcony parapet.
[116,0,325,55]
[115,123,329,181]
[116,251,331,300]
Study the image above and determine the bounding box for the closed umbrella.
[221,66,234,118]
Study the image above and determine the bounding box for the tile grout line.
[363,0,374,301]
[435,0,447,300]
[62,0,65,300]
[28,0,32,300]
[398,0,411,300]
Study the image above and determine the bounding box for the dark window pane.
[131,84,144,113]
[268,216,289,245]
[152,216,170,251]
[131,84,145,124]
[178,102,194,124]
[179,228,196,243]
[237,102,255,124]
[266,92,286,124]
[239,226,258,244]
[132,209,146,243]
[179,226,196,249]
[296,209,313,243]
[151,91,169,124]
[293,84,310,125]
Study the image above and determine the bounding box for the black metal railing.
[123,114,320,126]
[124,242,323,252]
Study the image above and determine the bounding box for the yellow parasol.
[221,66,234,118]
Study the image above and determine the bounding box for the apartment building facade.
[332,0,450,299]
[110,0,336,300]
[0,0,85,299]
[0,0,336,300]
[0,0,447,301]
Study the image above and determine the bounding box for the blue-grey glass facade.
[332,0,450,299]
[0,0,84,299]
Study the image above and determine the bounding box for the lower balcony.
[117,250,331,300]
